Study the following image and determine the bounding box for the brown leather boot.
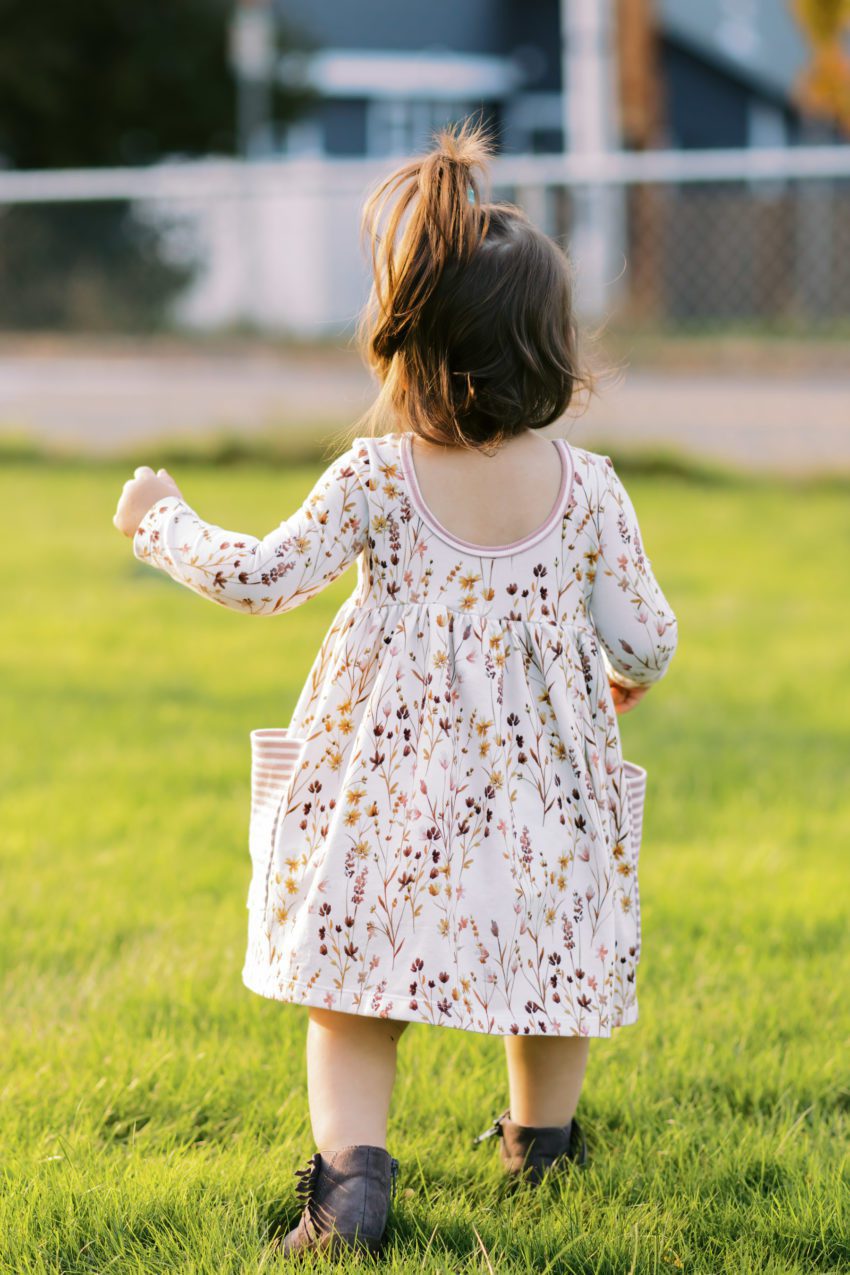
[472,1106,588,1184]
[279,1144,399,1257]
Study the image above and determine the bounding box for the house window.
[366,99,472,157]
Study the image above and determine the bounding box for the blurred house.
[173,0,847,335]
[270,0,815,158]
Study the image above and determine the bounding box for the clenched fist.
[112,465,184,538]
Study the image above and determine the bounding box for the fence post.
[561,0,626,319]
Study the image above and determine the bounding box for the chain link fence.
[616,177,848,330]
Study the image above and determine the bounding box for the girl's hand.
[112,466,184,538]
[610,682,651,714]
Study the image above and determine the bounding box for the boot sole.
[280,1228,386,1259]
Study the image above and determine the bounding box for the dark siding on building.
[504,0,562,92]
[661,38,797,148]
[321,99,368,155]
[277,0,516,56]
[662,40,750,147]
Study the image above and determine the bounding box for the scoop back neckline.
[399,432,574,558]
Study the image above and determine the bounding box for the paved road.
[1,346,847,473]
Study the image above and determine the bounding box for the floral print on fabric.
[133,432,678,1036]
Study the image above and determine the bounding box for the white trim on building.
[277,48,524,100]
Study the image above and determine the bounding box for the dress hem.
[241,963,639,1038]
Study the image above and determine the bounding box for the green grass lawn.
[1,456,848,1274]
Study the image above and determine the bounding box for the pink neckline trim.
[400,433,574,558]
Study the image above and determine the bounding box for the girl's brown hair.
[352,116,594,451]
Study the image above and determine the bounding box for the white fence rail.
[2,146,850,203]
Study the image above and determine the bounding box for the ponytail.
[358,117,494,371]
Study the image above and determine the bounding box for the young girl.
[113,119,678,1257]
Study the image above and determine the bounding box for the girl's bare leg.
[306,1007,409,1156]
[503,1035,590,1126]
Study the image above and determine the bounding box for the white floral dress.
[133,431,678,1036]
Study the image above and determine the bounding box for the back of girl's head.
[353,116,593,450]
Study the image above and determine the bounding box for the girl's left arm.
[589,456,679,689]
[132,441,369,616]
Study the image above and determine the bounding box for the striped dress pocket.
[247,728,307,911]
[622,759,647,957]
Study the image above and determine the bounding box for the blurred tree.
[0,0,318,330]
[0,0,317,167]
[792,0,850,134]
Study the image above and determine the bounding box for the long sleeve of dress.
[588,456,678,688]
[132,442,369,616]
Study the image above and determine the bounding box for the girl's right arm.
[588,455,679,688]
[132,440,370,616]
